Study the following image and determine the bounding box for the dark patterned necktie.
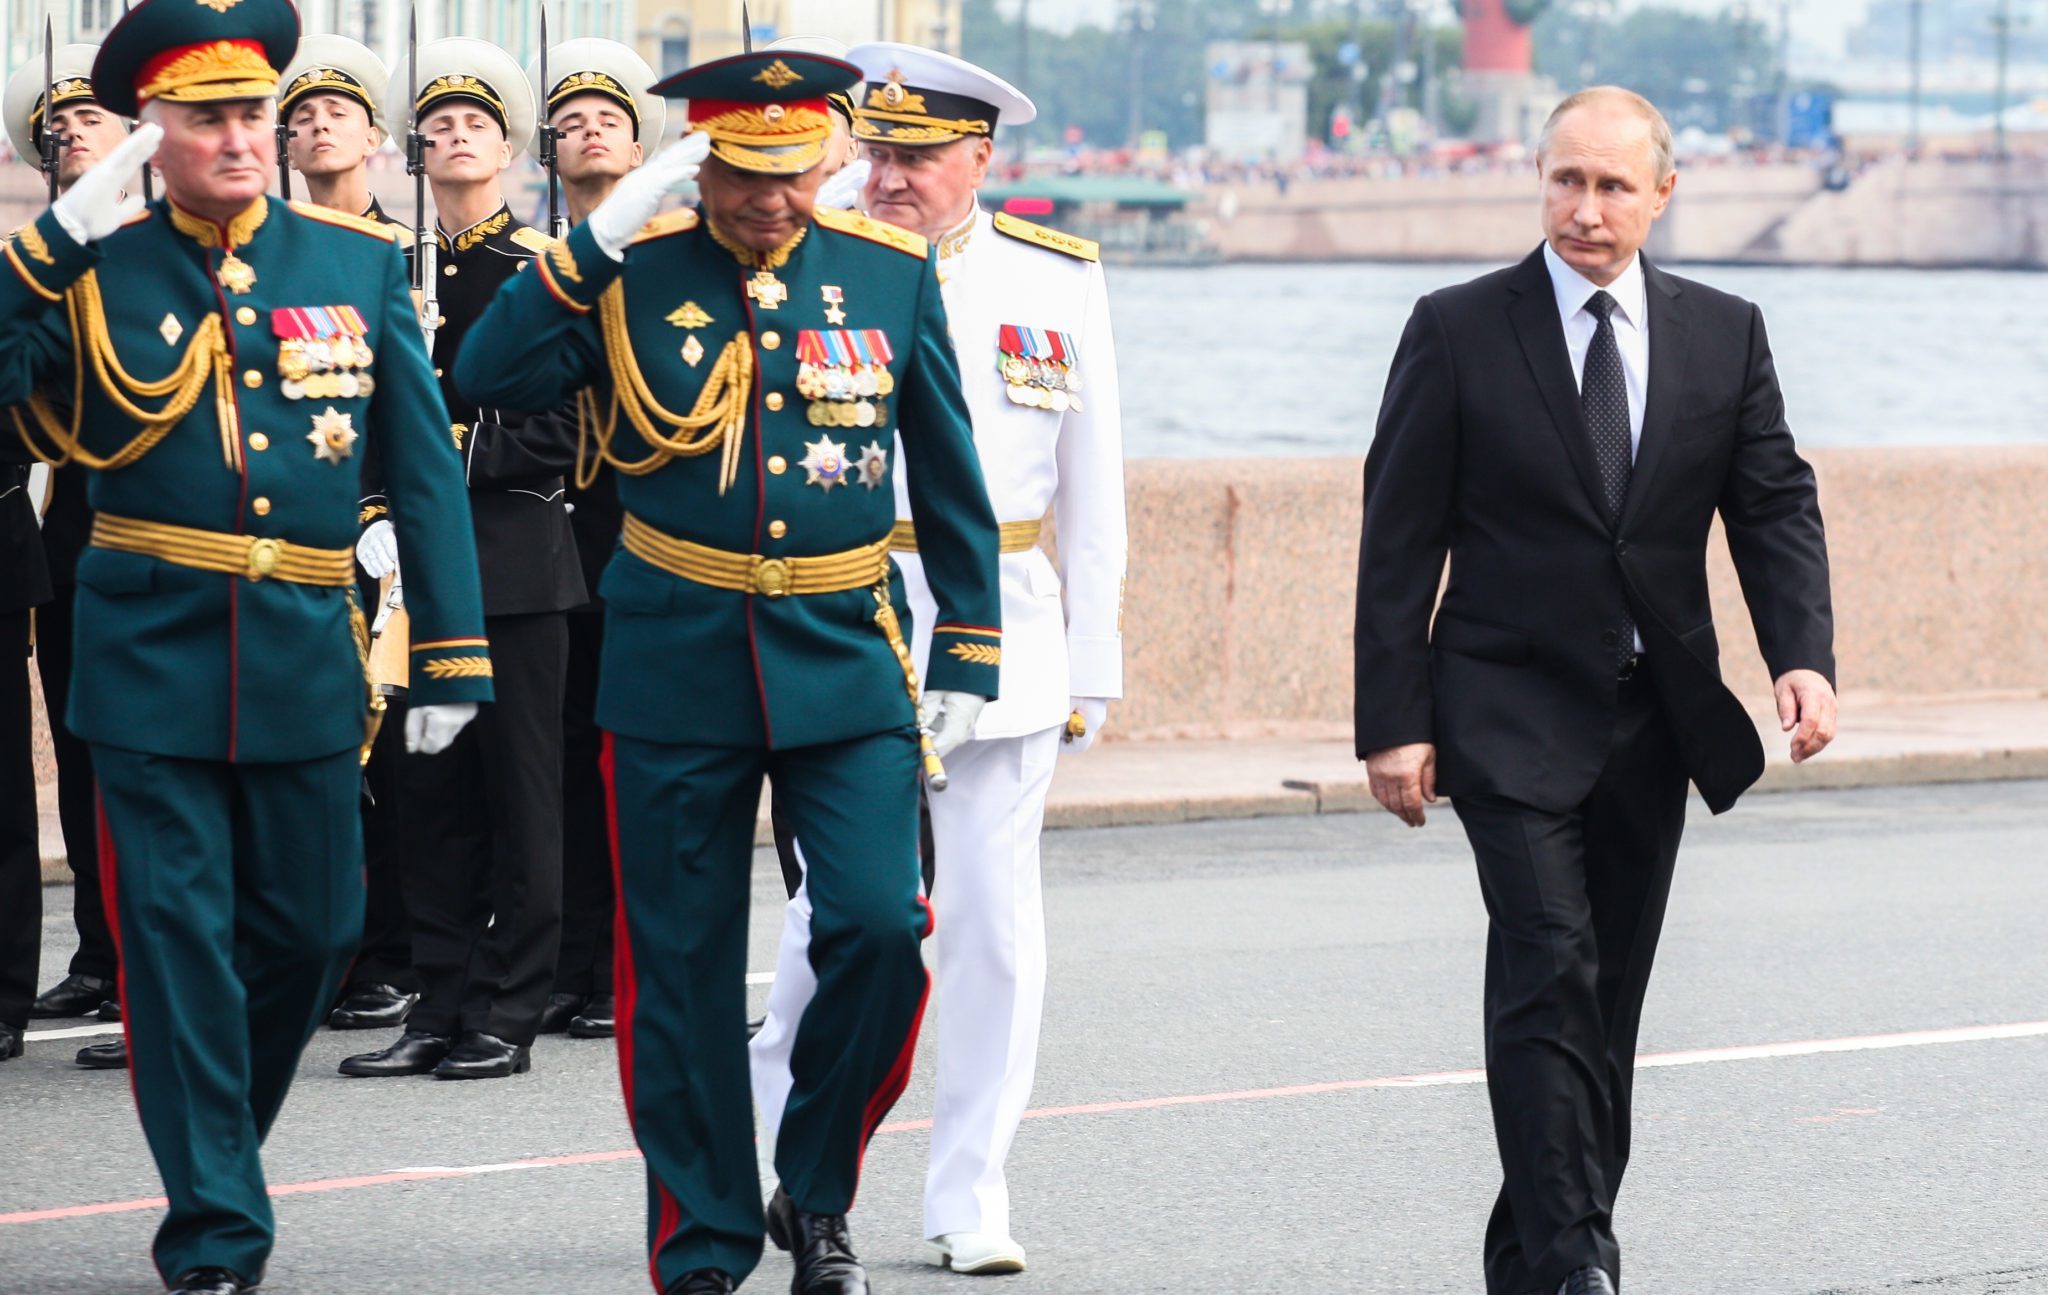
[1582,290,1636,666]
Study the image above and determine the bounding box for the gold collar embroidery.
[706,217,807,271]
[437,207,510,253]
[937,207,977,264]
[167,197,268,249]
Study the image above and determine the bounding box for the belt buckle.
[246,537,282,581]
[753,557,792,598]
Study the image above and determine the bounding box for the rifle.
[538,6,563,238]
[276,121,294,198]
[39,19,63,204]
[405,6,441,352]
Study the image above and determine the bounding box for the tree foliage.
[1530,5,1780,133]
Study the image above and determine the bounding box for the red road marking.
[6,1019,2043,1227]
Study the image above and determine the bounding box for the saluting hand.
[815,159,872,213]
[1775,669,1838,764]
[1366,742,1437,828]
[51,122,160,245]
[587,131,714,262]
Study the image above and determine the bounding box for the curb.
[39,746,2048,885]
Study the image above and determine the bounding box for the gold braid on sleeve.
[21,271,233,471]
[586,282,753,494]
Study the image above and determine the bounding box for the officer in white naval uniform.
[748,43,1127,1277]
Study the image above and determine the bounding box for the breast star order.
[308,406,359,465]
[801,435,850,492]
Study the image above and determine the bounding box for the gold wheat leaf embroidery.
[15,225,54,266]
[422,656,494,680]
[549,241,583,284]
[946,643,1002,667]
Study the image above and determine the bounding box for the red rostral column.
[1462,0,1536,74]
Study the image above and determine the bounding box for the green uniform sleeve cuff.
[4,210,95,304]
[408,637,496,705]
[530,223,619,315]
[926,625,1002,699]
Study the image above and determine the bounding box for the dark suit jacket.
[0,465,51,616]
[1353,247,1834,814]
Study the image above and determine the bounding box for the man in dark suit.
[1354,87,1837,1295]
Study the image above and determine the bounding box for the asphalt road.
[6,781,2048,1295]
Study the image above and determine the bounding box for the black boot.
[167,1266,259,1293]
[768,1187,869,1295]
[1558,1268,1617,1295]
[432,1031,532,1080]
[338,1030,452,1077]
[31,973,114,1018]
[328,983,419,1030]
[568,995,615,1038]
[665,1271,737,1295]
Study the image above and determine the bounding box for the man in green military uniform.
[0,0,491,1289]
[455,50,1001,1295]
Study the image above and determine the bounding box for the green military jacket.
[453,208,1001,750]
[0,196,492,763]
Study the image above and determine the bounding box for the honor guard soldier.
[275,33,422,1033]
[522,36,664,1043]
[4,46,129,1066]
[454,50,1003,1295]
[0,0,491,1286]
[752,44,1128,1277]
[340,38,585,1082]
[0,450,50,1066]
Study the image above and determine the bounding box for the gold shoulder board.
[509,226,555,253]
[992,212,1099,263]
[290,202,405,243]
[629,209,701,246]
[814,207,930,259]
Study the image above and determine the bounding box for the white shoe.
[922,1232,1027,1275]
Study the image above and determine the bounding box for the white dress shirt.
[1544,241,1649,460]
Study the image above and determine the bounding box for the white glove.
[1063,697,1109,755]
[405,702,476,755]
[918,690,985,761]
[589,131,713,262]
[815,159,871,212]
[355,519,399,580]
[51,122,159,244]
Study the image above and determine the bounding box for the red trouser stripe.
[601,732,685,1291]
[854,894,935,1195]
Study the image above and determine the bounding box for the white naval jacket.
[891,205,1128,741]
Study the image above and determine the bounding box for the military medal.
[857,441,888,489]
[682,335,705,367]
[746,270,788,310]
[217,251,256,295]
[801,435,849,492]
[307,406,358,464]
[821,285,847,326]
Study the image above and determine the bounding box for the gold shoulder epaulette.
[815,207,929,258]
[510,225,555,253]
[289,202,404,243]
[992,211,1099,262]
[629,208,700,245]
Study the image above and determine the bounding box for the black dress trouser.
[1451,668,1689,1295]
[553,610,612,999]
[33,592,112,981]
[351,705,419,992]
[1,612,39,1029]
[401,610,567,1046]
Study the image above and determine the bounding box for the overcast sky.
[1011,0,1874,58]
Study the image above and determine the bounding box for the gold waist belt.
[621,513,890,600]
[91,513,355,586]
[889,518,1042,555]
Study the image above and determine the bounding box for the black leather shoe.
[328,983,418,1030]
[168,1266,259,1293]
[77,1038,127,1069]
[537,993,586,1034]
[99,997,121,1022]
[747,1014,766,1040]
[568,995,615,1038]
[0,1023,22,1060]
[665,1271,737,1295]
[338,1030,452,1077]
[767,1187,868,1294]
[1558,1268,1617,1295]
[432,1031,531,1080]
[31,973,114,1018]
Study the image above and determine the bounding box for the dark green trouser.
[604,727,930,1290]
[93,743,365,1285]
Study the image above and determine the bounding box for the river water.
[1104,260,2048,459]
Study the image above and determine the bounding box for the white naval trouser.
[751,724,1061,1240]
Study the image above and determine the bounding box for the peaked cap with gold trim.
[4,43,103,166]
[387,36,537,153]
[764,34,860,128]
[92,0,298,118]
[524,37,664,160]
[277,34,390,136]
[648,50,860,176]
[846,42,1035,147]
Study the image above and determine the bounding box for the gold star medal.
[821,286,847,326]
[801,436,849,493]
[218,252,256,295]
[308,407,358,465]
